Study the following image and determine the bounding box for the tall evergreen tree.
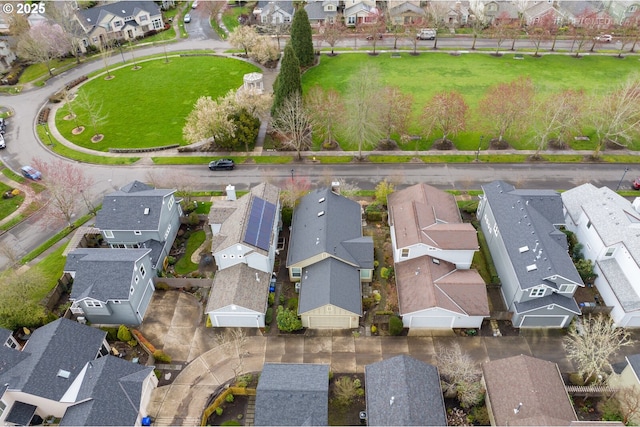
[272,44,301,115]
[290,8,314,67]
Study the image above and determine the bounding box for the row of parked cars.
[0,117,42,179]
[0,118,7,149]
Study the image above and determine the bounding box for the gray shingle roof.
[255,363,329,426]
[298,258,362,315]
[77,1,161,29]
[0,318,106,402]
[0,327,11,345]
[206,263,270,313]
[60,356,154,426]
[626,354,640,380]
[514,291,580,314]
[304,1,337,20]
[65,248,151,302]
[95,180,175,231]
[4,401,37,425]
[287,188,372,268]
[481,181,583,291]
[365,355,446,426]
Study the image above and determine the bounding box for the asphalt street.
[0,25,637,270]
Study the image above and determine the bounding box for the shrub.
[328,370,334,380]
[469,405,490,425]
[225,393,235,403]
[117,325,132,342]
[154,369,162,379]
[353,378,361,388]
[153,349,172,363]
[187,211,200,226]
[389,315,404,336]
[265,307,273,324]
[380,267,393,280]
[362,297,375,311]
[599,397,622,422]
[128,339,138,347]
[215,407,223,416]
[370,325,377,334]
[356,388,365,397]
[372,291,382,303]
[279,294,286,305]
[286,297,298,311]
[268,292,275,305]
[373,260,379,268]
[101,327,119,341]
[281,206,293,226]
[334,376,358,406]
[276,305,303,332]
[155,281,170,290]
[167,256,177,265]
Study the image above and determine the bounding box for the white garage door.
[211,314,261,328]
[408,316,453,328]
[307,316,350,329]
[625,316,640,327]
[519,315,568,328]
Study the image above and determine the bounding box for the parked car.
[192,0,198,8]
[0,133,5,149]
[633,177,640,190]
[366,33,383,40]
[184,13,191,23]
[21,166,42,180]
[417,28,436,40]
[0,118,6,135]
[208,159,235,171]
[595,34,612,42]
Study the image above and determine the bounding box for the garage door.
[519,315,567,328]
[408,316,453,328]
[624,316,640,327]
[307,316,350,329]
[210,314,261,328]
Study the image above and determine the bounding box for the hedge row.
[109,144,179,153]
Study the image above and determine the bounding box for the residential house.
[95,180,182,272]
[254,1,295,25]
[0,41,16,74]
[0,318,157,426]
[603,0,640,24]
[365,355,447,426]
[305,0,339,26]
[446,1,471,27]
[561,184,640,327]
[523,1,567,26]
[254,363,329,426]
[64,248,155,326]
[608,354,640,425]
[482,0,519,24]
[205,183,280,328]
[344,0,380,26]
[75,1,164,48]
[388,183,478,269]
[477,181,583,328]
[287,185,374,329]
[560,0,613,28]
[1,327,19,350]
[482,354,578,426]
[388,183,488,330]
[388,2,426,26]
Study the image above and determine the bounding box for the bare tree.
[564,314,634,384]
[589,75,640,157]
[320,20,346,55]
[214,328,248,382]
[436,342,484,408]
[248,35,280,66]
[31,158,95,228]
[229,25,259,56]
[74,91,109,140]
[62,90,82,131]
[379,86,414,143]
[405,20,423,54]
[488,12,513,55]
[468,1,486,50]
[364,14,386,55]
[529,13,554,56]
[421,90,468,144]
[305,85,344,148]
[99,43,114,79]
[46,2,86,64]
[342,65,383,159]
[280,175,311,209]
[513,0,530,27]
[425,1,450,49]
[615,386,640,425]
[530,89,585,156]
[479,77,534,144]
[17,22,72,76]
[271,93,312,160]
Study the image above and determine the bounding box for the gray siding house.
[0,318,157,426]
[477,181,583,328]
[64,248,155,326]
[365,355,446,426]
[95,181,181,272]
[287,185,374,329]
[255,363,329,426]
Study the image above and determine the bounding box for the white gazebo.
[242,72,264,94]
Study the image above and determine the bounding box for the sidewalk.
[0,172,37,229]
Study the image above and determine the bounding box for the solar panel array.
[244,197,277,251]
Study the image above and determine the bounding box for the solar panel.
[244,197,277,251]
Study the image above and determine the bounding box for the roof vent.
[519,246,529,253]
[432,258,440,265]
[318,211,325,217]
[255,272,260,282]
[318,197,325,203]
[144,208,150,215]
[526,264,537,272]
[57,369,71,379]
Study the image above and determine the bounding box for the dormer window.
[530,287,545,297]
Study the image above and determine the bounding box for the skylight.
[57,369,71,379]
[519,246,529,253]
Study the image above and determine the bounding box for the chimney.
[331,181,341,195]
[226,185,236,201]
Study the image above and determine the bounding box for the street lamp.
[44,124,53,146]
[475,135,484,162]
[616,167,629,191]
[290,169,294,183]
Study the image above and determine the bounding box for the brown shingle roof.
[396,256,489,316]
[206,263,270,313]
[482,355,577,426]
[388,183,478,250]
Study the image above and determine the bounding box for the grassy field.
[0,182,24,222]
[55,56,259,151]
[302,52,640,151]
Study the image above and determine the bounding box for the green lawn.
[174,230,206,275]
[19,57,77,84]
[0,182,24,222]
[55,56,259,151]
[222,3,254,33]
[302,53,640,151]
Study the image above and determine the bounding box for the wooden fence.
[201,387,256,426]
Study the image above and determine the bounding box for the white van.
[417,28,436,40]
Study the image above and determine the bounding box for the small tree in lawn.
[425,1,449,49]
[479,76,534,145]
[321,20,346,55]
[375,179,395,207]
[364,14,386,55]
[271,93,312,160]
[405,20,423,55]
[529,13,553,56]
[272,44,301,115]
[378,86,414,144]
[17,22,72,76]
[469,1,486,50]
[624,10,640,52]
[62,90,83,131]
[229,25,258,56]
[305,85,344,149]
[421,91,468,147]
[290,7,314,67]
[342,65,384,159]
[488,12,512,55]
[564,314,634,384]
[183,95,235,148]
[74,91,108,141]
[99,42,114,79]
[31,158,95,228]
[530,89,585,156]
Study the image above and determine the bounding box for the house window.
[168,196,174,210]
[0,400,6,418]
[559,284,576,293]
[586,221,592,229]
[104,230,114,238]
[629,5,637,12]
[164,223,172,240]
[292,267,302,278]
[86,300,102,308]
[140,14,148,22]
[347,16,356,24]
[134,230,142,235]
[326,5,334,11]
[605,247,615,257]
[5,337,17,349]
[130,286,135,295]
[114,20,123,28]
[140,265,146,278]
[360,269,372,280]
[284,16,291,22]
[401,248,410,258]
[487,3,498,12]
[152,18,163,29]
[530,287,545,297]
[112,300,121,304]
